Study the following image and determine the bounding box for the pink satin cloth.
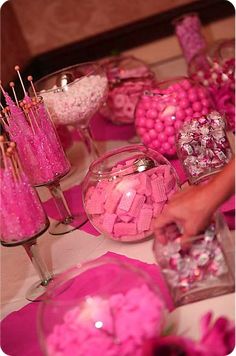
[0,252,174,356]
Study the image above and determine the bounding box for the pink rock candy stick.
[0,146,47,244]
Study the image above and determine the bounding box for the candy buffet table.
[1,56,235,353]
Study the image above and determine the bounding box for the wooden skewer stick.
[0,80,6,95]
[14,65,27,96]
[9,82,20,107]
[27,76,38,100]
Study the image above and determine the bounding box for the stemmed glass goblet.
[32,62,108,161]
[0,139,52,301]
[1,75,88,236]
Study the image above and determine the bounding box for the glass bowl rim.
[32,61,105,94]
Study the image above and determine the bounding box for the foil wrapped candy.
[176,111,232,184]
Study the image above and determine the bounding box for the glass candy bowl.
[153,213,235,306]
[82,145,179,242]
[38,257,167,356]
[135,77,214,157]
[32,62,108,159]
[100,55,155,125]
[176,111,232,184]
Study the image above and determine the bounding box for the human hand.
[154,183,216,242]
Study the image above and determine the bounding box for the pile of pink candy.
[174,13,206,64]
[135,78,214,156]
[190,55,235,131]
[176,111,232,183]
[84,159,178,241]
[0,150,47,244]
[3,93,70,186]
[46,284,165,356]
[154,222,232,300]
[100,56,154,124]
[101,78,154,125]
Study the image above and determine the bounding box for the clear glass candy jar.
[82,145,179,241]
[135,77,214,157]
[176,111,232,184]
[153,212,235,306]
[100,55,155,125]
[38,257,167,355]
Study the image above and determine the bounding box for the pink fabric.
[71,112,136,141]
[0,252,174,356]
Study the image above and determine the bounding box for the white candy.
[40,75,108,125]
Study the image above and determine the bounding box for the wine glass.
[1,89,88,236]
[0,140,52,301]
[31,61,108,161]
[38,257,167,355]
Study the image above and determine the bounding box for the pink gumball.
[143,133,151,144]
[163,142,171,151]
[146,119,154,129]
[135,108,145,117]
[174,120,183,130]
[192,101,202,112]
[176,109,186,121]
[179,98,190,109]
[181,79,191,90]
[165,126,175,136]
[146,109,158,119]
[193,112,201,118]
[153,139,161,149]
[185,107,193,117]
[201,98,211,107]
[168,136,176,145]
[149,129,157,139]
[155,122,164,132]
[158,132,167,143]
[136,117,146,127]
[167,147,176,156]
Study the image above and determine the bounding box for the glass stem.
[47,181,73,224]
[23,240,52,286]
[79,125,99,160]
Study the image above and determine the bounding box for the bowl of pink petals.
[38,257,167,355]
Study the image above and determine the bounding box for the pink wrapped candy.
[82,145,179,241]
[189,40,235,131]
[176,111,232,184]
[135,77,214,157]
[153,214,235,306]
[100,56,155,125]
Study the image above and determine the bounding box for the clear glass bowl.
[100,55,155,125]
[176,111,232,184]
[135,77,214,157]
[153,212,235,306]
[38,257,167,355]
[82,144,179,242]
[31,62,108,127]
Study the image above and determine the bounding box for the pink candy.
[100,56,154,125]
[84,158,178,241]
[174,13,206,64]
[46,284,165,356]
[176,111,232,184]
[0,156,47,244]
[135,78,214,156]
[3,94,70,186]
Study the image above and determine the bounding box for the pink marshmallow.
[118,188,136,211]
[137,208,153,232]
[102,213,117,233]
[104,189,123,213]
[151,177,167,202]
[113,222,137,237]
[128,194,146,217]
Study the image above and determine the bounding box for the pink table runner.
[0,252,174,356]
